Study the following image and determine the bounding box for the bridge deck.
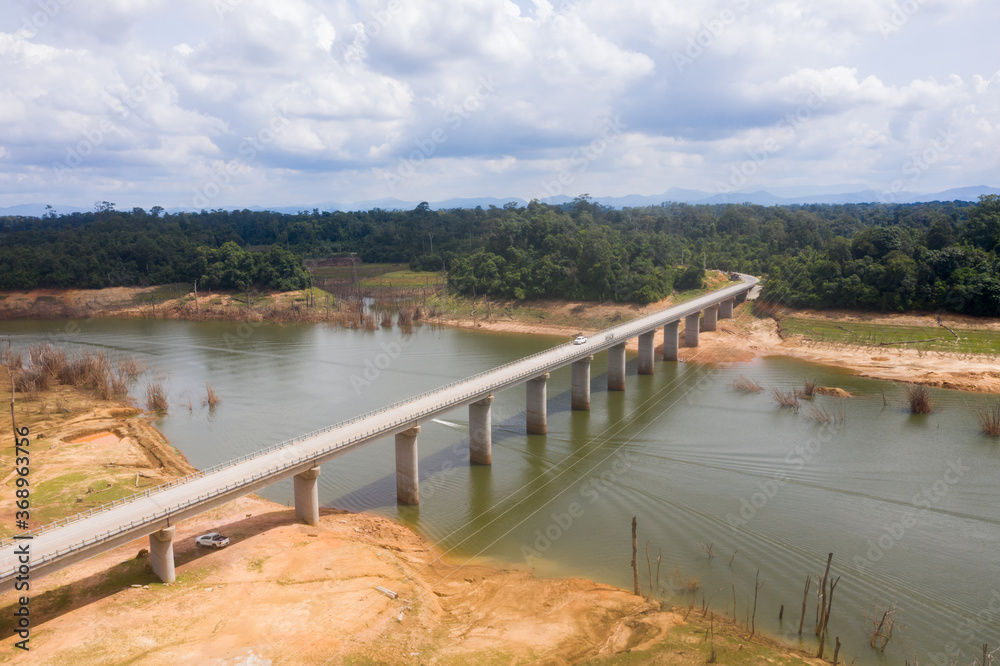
[0,275,757,588]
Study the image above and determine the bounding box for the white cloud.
[0,0,996,207]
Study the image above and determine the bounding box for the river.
[3,316,999,664]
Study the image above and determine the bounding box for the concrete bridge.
[0,274,757,589]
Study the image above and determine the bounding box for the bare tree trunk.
[631,516,639,596]
[816,552,833,635]
[818,576,840,658]
[798,575,811,636]
[646,542,653,592]
[4,339,17,436]
[656,548,662,594]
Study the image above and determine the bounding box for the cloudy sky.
[1,0,998,209]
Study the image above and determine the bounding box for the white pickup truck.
[195,533,230,548]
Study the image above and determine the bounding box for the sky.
[0,0,998,210]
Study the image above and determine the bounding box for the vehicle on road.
[573,335,587,345]
[730,272,741,281]
[195,533,230,548]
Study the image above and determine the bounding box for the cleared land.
[780,317,1000,355]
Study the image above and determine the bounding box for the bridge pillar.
[735,290,748,304]
[685,313,700,347]
[572,355,593,410]
[293,466,321,525]
[149,526,176,584]
[395,426,420,505]
[719,298,735,319]
[638,331,655,375]
[702,305,719,331]
[469,395,494,465]
[526,373,549,434]
[663,321,680,362]
[607,343,626,391]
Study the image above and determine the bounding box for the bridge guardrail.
[0,278,754,560]
[0,328,583,549]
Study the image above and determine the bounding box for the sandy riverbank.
[426,298,1000,394]
[0,384,195,538]
[0,495,825,664]
[0,382,824,664]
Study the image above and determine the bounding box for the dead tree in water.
[798,575,811,636]
[631,516,639,595]
[816,552,833,636]
[817,575,839,658]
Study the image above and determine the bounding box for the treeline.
[0,208,309,291]
[1,195,999,315]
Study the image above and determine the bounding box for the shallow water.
[4,317,999,664]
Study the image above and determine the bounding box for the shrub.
[976,402,1000,436]
[903,384,933,414]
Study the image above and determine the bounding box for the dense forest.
[1,195,999,315]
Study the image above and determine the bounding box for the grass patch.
[175,564,218,586]
[22,471,139,528]
[92,557,157,596]
[579,612,818,665]
[247,556,270,573]
[360,269,445,289]
[781,317,1000,354]
[307,261,409,281]
[134,283,190,304]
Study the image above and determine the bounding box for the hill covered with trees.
[1,195,998,315]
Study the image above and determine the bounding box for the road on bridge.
[0,274,757,589]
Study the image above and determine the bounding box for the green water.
[3,316,999,664]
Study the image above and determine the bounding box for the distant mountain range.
[4,185,998,218]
